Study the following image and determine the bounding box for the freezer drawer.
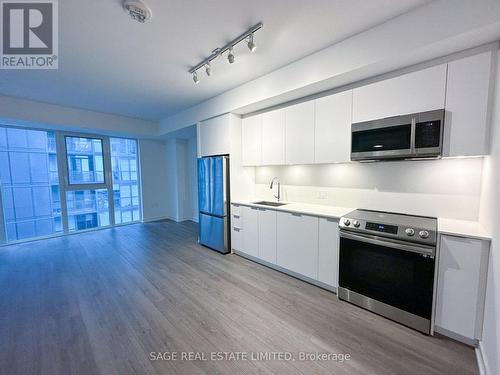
[199,213,228,253]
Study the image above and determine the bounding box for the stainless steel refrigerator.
[198,155,230,254]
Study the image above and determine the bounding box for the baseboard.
[142,216,171,223]
[234,250,337,293]
[476,341,492,375]
[434,326,478,347]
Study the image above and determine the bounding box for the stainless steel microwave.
[351,109,445,161]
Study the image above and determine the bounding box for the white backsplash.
[254,158,484,221]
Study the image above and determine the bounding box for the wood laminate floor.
[0,220,478,375]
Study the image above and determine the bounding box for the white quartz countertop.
[231,200,354,220]
[438,218,491,241]
[231,200,492,241]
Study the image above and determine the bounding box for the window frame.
[0,125,142,244]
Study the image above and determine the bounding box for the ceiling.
[0,0,432,121]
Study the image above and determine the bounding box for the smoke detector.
[123,0,152,23]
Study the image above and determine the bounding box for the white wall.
[139,139,170,221]
[478,52,500,375]
[0,95,158,137]
[254,158,484,221]
[163,134,198,222]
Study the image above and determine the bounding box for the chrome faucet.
[270,177,281,202]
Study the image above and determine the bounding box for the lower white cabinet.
[435,235,490,342]
[241,206,259,257]
[258,209,277,263]
[318,218,339,288]
[277,211,319,279]
[231,205,243,251]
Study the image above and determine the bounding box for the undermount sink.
[252,201,288,207]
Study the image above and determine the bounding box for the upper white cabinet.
[199,115,231,157]
[435,235,490,342]
[258,208,277,264]
[277,212,319,279]
[318,218,339,288]
[315,91,352,164]
[443,51,493,157]
[352,64,447,123]
[285,101,315,165]
[262,109,286,165]
[241,115,262,166]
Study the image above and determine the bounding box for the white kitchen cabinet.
[352,64,447,123]
[443,51,492,157]
[241,115,262,166]
[262,108,286,165]
[277,211,319,279]
[318,218,339,288]
[285,101,315,165]
[240,206,259,258]
[258,208,277,264]
[231,204,243,252]
[435,235,490,342]
[315,91,352,164]
[199,115,231,157]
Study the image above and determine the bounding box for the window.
[111,138,141,224]
[0,126,142,244]
[65,136,105,184]
[0,127,62,241]
[66,189,109,231]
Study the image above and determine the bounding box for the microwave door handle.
[410,117,416,154]
[340,231,435,257]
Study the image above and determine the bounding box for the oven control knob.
[343,219,351,226]
[419,230,430,239]
[353,220,360,228]
[405,228,415,236]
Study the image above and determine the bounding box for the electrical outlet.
[316,191,327,200]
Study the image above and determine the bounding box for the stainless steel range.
[338,209,437,334]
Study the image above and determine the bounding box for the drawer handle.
[233,214,240,218]
[291,213,302,217]
[233,227,242,231]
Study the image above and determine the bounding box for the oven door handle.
[340,231,435,257]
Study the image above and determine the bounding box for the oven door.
[338,231,435,333]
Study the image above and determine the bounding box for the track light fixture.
[192,71,199,84]
[205,63,212,76]
[247,33,256,53]
[188,22,263,84]
[227,48,235,64]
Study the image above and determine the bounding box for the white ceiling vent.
[123,0,152,23]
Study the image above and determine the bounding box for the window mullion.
[55,132,69,233]
[102,137,115,226]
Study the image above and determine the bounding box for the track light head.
[205,63,212,76]
[192,71,199,84]
[227,48,235,64]
[247,33,256,53]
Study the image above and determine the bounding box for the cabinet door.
[241,115,262,166]
[435,235,489,340]
[241,206,259,257]
[258,209,277,264]
[199,115,231,156]
[352,64,447,123]
[285,101,315,165]
[318,218,339,287]
[231,204,243,251]
[444,51,492,157]
[277,212,319,279]
[262,108,286,165]
[315,91,352,164]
